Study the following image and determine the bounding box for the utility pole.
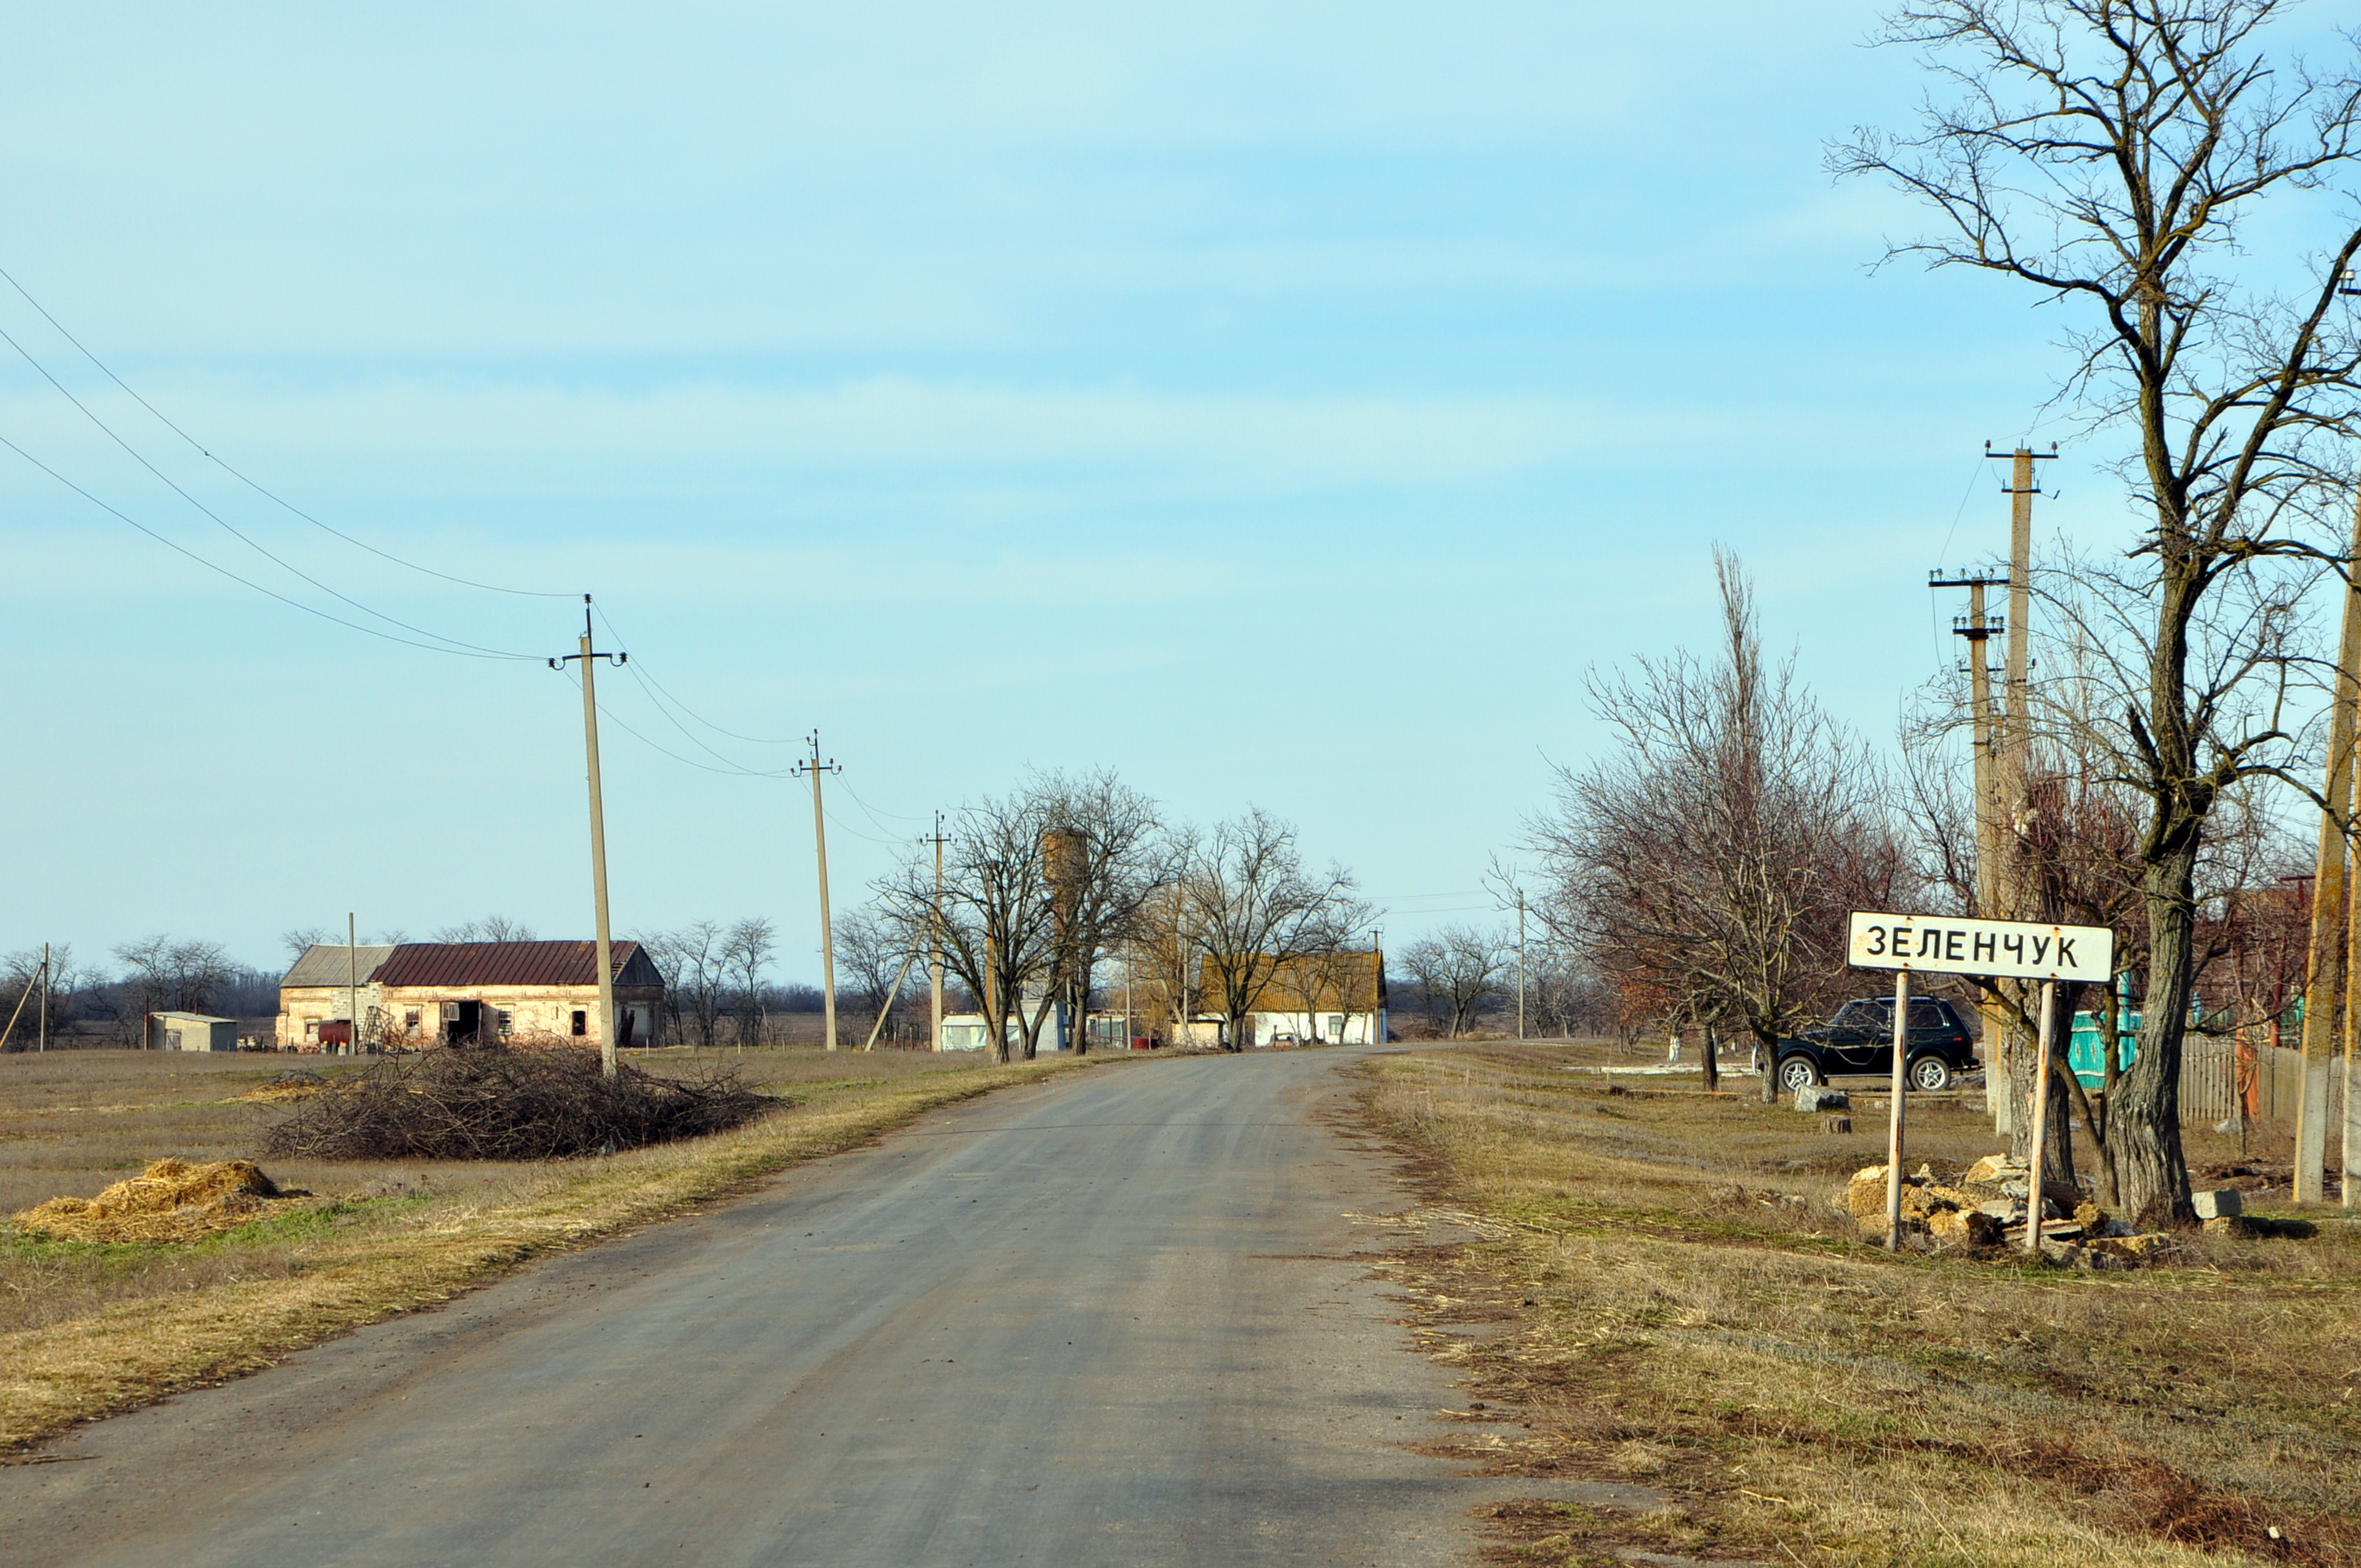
[347,912,358,1056]
[1515,890,1528,1041]
[551,595,626,1078]
[926,813,949,1053]
[37,942,49,1053]
[2299,490,2361,1204]
[1932,566,2009,1124]
[1984,443,2056,1145]
[794,733,844,1050]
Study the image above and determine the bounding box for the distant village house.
[278,941,665,1050]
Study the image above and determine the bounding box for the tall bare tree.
[644,921,728,1049]
[1034,769,1171,1056]
[877,790,1062,1063]
[1529,554,1911,1101]
[1399,925,1509,1039]
[1836,0,2361,1220]
[1181,809,1371,1052]
[113,937,236,1017]
[835,908,914,1047]
[724,916,776,1049]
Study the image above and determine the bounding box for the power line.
[0,260,568,600]
[0,320,540,659]
[0,429,536,660]
[592,606,802,744]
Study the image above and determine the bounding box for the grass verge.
[1,1052,1095,1453]
[1358,1044,2361,1568]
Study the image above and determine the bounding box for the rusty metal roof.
[371,940,659,990]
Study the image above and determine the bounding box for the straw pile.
[261,1047,772,1161]
[233,1069,330,1104]
[14,1158,288,1243]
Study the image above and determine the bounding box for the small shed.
[148,1012,239,1052]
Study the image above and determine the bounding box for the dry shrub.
[261,1047,772,1161]
[13,1158,289,1244]
[233,1070,329,1104]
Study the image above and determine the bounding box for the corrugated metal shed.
[372,940,659,989]
[282,944,396,988]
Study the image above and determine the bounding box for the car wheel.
[1909,1056,1952,1093]
[1777,1055,1823,1092]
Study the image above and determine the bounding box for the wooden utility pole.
[794,733,844,1050]
[1932,567,2009,1122]
[551,595,625,1078]
[927,813,948,1053]
[37,942,48,1053]
[2299,493,2361,1204]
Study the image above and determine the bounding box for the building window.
[1327,1014,1346,1039]
[571,1010,587,1037]
[304,1019,320,1042]
[405,1009,421,1032]
[496,1009,515,1038]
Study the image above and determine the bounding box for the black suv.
[1773,998,1976,1093]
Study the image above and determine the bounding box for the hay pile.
[14,1158,288,1243]
[261,1048,772,1161]
[233,1069,330,1103]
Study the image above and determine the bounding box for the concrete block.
[2191,1188,2242,1220]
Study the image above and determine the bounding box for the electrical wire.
[0,320,540,660]
[0,429,534,660]
[555,664,793,778]
[617,656,798,777]
[0,260,569,600]
[592,606,803,744]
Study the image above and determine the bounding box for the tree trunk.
[1754,1025,1778,1104]
[1701,1027,1719,1092]
[2114,837,2199,1225]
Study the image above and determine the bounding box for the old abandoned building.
[277,940,665,1050]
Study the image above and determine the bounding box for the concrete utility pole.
[347,912,358,1056]
[2298,492,2361,1205]
[926,813,948,1053]
[1984,443,2056,1144]
[1515,890,1528,1041]
[794,733,844,1050]
[37,942,48,1053]
[551,595,626,1078]
[1932,567,2009,1124]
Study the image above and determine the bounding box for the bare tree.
[1181,809,1371,1052]
[835,908,914,1047]
[434,915,537,943]
[1528,554,1911,1101]
[1835,0,2361,1219]
[723,917,775,1049]
[113,937,236,1020]
[280,926,333,959]
[1398,926,1509,1039]
[1035,770,1172,1056]
[877,791,1062,1063]
[643,921,728,1049]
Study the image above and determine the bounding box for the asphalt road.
[4,1048,1636,1567]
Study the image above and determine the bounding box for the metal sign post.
[1885,966,1910,1249]
[1847,911,2114,1252]
[2024,978,2059,1255]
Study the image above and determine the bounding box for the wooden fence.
[2175,1036,2323,1128]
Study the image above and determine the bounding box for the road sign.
[1847,912,2114,984]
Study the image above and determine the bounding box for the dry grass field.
[0,1044,1085,1451]
[1358,1042,2361,1568]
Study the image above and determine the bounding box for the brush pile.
[261,1047,772,1161]
[15,1158,291,1243]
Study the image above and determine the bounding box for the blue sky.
[1,2,2318,981]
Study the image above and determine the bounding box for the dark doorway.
[443,1000,482,1045]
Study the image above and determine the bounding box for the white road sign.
[1847,911,2114,983]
